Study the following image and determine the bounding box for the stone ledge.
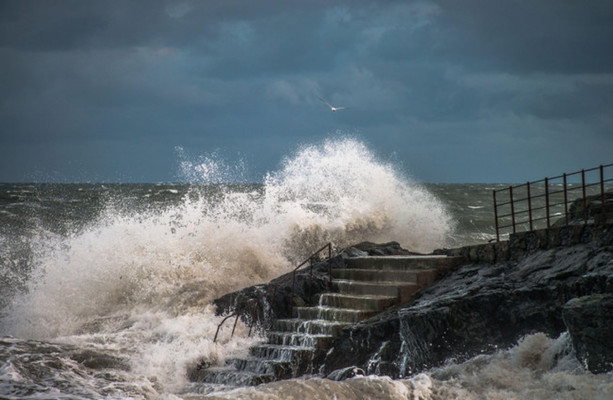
[435,223,613,264]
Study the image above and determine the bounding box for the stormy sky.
[1,0,612,183]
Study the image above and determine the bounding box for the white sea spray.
[0,137,454,395]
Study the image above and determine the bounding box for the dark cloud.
[434,1,613,74]
[0,0,611,182]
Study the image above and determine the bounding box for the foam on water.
[197,333,613,400]
[0,138,454,396]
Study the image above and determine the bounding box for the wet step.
[293,306,378,323]
[318,293,398,311]
[332,268,437,286]
[346,255,466,272]
[229,358,294,379]
[196,366,274,386]
[273,318,347,336]
[249,344,314,362]
[267,332,334,348]
[333,279,420,302]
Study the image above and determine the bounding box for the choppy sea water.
[1,138,611,399]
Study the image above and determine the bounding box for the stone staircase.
[192,255,466,388]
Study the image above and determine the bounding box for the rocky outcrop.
[349,241,419,256]
[562,294,613,373]
[322,224,613,377]
[208,228,613,381]
[567,192,613,224]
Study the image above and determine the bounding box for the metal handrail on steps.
[213,242,333,343]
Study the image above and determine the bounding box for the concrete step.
[272,319,347,335]
[333,279,420,302]
[332,268,437,287]
[197,366,274,386]
[229,358,294,379]
[249,344,314,362]
[346,255,466,273]
[293,306,378,323]
[267,332,334,348]
[318,293,398,311]
[332,268,418,282]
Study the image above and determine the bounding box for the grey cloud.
[0,0,611,182]
[433,0,613,74]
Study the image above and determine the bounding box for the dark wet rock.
[322,225,613,378]
[71,349,130,371]
[553,191,613,227]
[562,294,613,373]
[326,366,365,381]
[188,358,216,382]
[350,241,418,256]
[342,246,368,258]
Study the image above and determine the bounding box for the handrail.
[493,163,613,241]
[213,242,333,343]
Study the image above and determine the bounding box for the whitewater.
[1,138,610,399]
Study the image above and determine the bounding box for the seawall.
[435,222,613,264]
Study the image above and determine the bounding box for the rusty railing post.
[527,182,533,231]
[493,190,500,242]
[563,173,569,225]
[600,165,606,219]
[545,177,550,229]
[582,169,587,223]
[231,314,239,337]
[509,186,516,233]
[213,320,223,343]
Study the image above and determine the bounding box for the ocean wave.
[0,137,453,395]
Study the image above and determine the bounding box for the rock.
[326,366,365,381]
[553,191,613,227]
[209,229,613,379]
[562,294,613,373]
[322,227,613,378]
[70,349,130,371]
[351,241,417,256]
[342,247,368,258]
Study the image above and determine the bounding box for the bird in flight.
[318,97,349,112]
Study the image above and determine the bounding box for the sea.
[1,138,611,399]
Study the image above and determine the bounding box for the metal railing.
[213,243,333,343]
[493,163,613,242]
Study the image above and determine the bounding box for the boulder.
[351,241,418,256]
[562,294,613,373]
